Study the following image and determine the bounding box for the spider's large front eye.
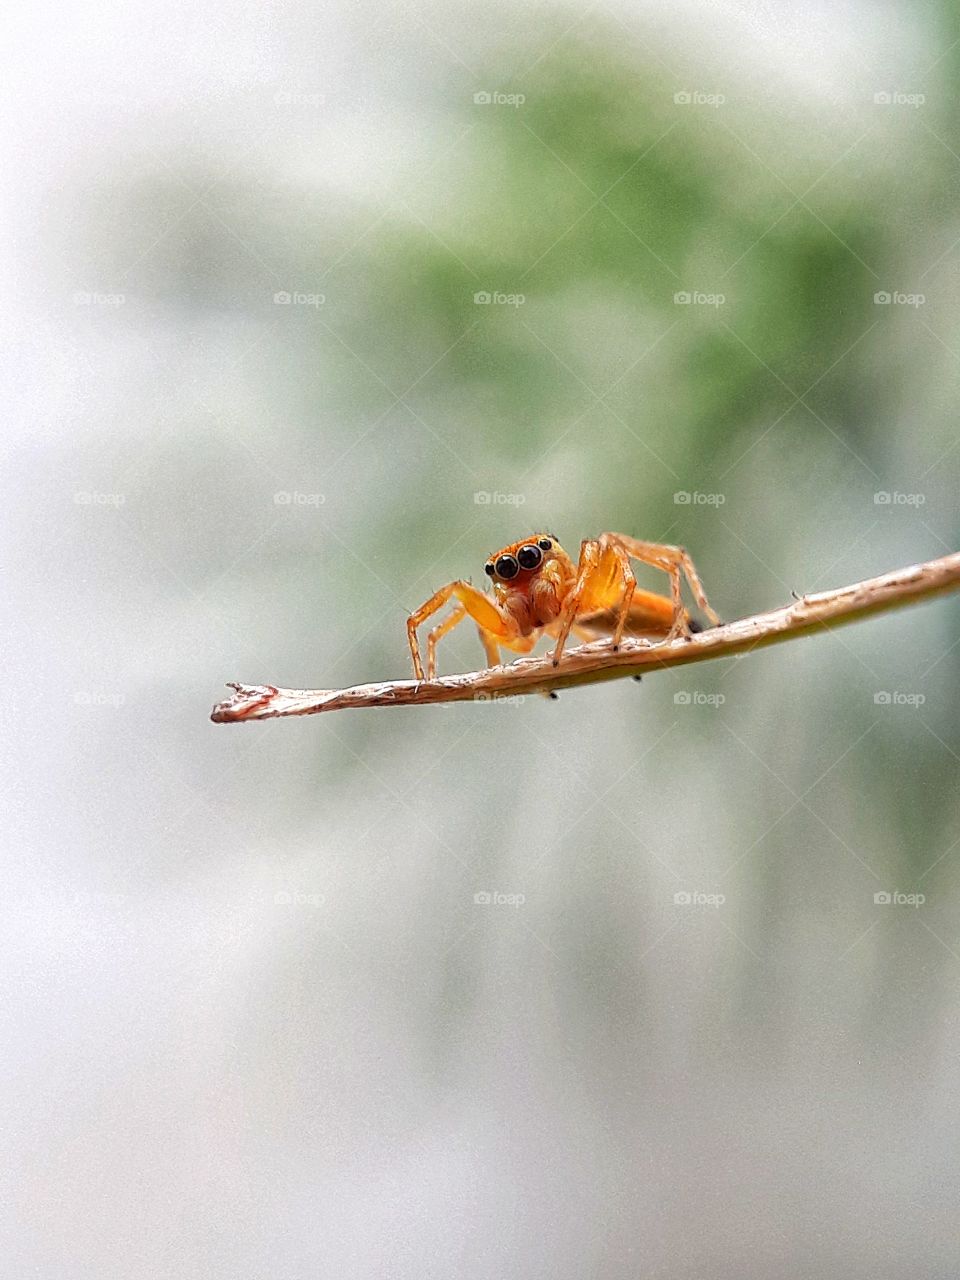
[495,554,519,580]
[517,544,542,570]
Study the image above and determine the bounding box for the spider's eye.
[494,554,519,580]
[517,544,542,570]
[484,562,495,576]
[537,537,552,551]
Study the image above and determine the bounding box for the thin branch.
[211,551,960,723]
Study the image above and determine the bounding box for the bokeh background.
[6,0,960,1275]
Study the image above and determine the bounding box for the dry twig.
[211,551,960,723]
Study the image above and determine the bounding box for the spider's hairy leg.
[551,539,604,667]
[579,541,638,650]
[600,532,720,641]
[427,608,517,679]
[426,604,466,681]
[552,539,647,665]
[477,626,502,670]
[407,580,521,680]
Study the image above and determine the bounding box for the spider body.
[406,531,719,681]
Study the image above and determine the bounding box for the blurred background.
[5,0,960,1274]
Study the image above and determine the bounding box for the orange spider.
[406,531,720,680]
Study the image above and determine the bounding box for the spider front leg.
[600,532,720,641]
[407,580,522,680]
[426,605,510,678]
[552,540,598,666]
[551,539,638,666]
[425,604,467,681]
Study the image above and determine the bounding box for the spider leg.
[477,626,501,670]
[426,604,467,680]
[551,539,603,666]
[428,608,533,678]
[407,580,522,680]
[552,539,649,664]
[583,542,637,649]
[599,532,720,641]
